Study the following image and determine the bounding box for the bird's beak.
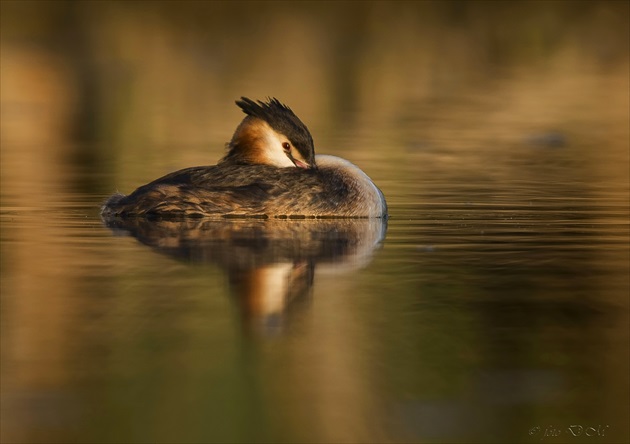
[288,152,314,169]
[292,158,311,169]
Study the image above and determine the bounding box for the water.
[1,2,629,443]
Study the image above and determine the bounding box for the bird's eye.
[282,142,291,152]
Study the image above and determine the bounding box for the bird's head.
[222,97,316,169]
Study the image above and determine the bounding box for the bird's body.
[101,98,387,219]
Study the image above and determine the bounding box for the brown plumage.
[101,98,387,219]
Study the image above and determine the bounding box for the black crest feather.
[236,97,294,120]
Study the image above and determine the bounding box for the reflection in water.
[103,216,386,332]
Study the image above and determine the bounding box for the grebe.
[101,98,387,219]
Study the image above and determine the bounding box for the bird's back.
[101,156,386,219]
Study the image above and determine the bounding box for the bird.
[101,97,387,219]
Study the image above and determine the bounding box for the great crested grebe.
[101,97,387,218]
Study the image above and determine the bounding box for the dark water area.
[1,2,629,443]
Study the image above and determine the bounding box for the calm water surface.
[2,142,628,443]
[1,3,629,443]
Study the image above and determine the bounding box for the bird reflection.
[102,217,386,333]
[228,260,314,332]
